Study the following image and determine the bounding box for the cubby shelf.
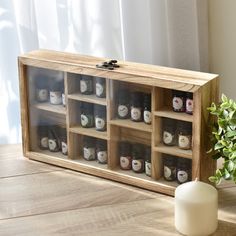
[69,126,108,140]
[32,102,66,115]
[153,144,192,159]
[154,108,193,122]
[19,49,219,196]
[109,119,152,133]
[67,93,107,106]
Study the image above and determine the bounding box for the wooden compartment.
[18,50,219,196]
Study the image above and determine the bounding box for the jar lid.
[95,77,105,83]
[35,77,48,89]
[186,92,193,99]
[163,118,175,127]
[120,141,131,156]
[172,90,185,97]
[49,79,63,91]
[83,136,95,146]
[118,89,129,103]
[81,75,92,80]
[143,93,151,106]
[94,104,106,114]
[132,143,144,159]
[81,102,93,112]
[145,146,151,161]
[177,158,191,167]
[163,154,177,165]
[96,139,107,150]
[60,127,67,137]
[177,121,192,132]
[131,92,143,106]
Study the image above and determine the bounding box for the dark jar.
[60,127,68,155]
[177,121,192,150]
[96,139,107,164]
[162,118,176,146]
[172,90,186,112]
[94,105,106,131]
[80,102,94,128]
[163,155,177,181]
[132,144,144,173]
[119,141,132,170]
[48,126,60,152]
[143,93,152,125]
[131,92,143,122]
[80,75,93,95]
[49,80,63,105]
[145,146,151,177]
[35,78,48,102]
[186,92,193,115]
[95,77,106,98]
[117,89,130,119]
[177,158,192,184]
[83,136,96,161]
[38,122,49,150]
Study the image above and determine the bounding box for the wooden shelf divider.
[68,93,107,106]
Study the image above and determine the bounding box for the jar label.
[145,162,151,176]
[163,131,174,145]
[40,137,48,148]
[164,166,172,179]
[120,156,131,169]
[177,170,188,183]
[62,93,66,106]
[131,107,141,120]
[83,147,95,160]
[118,105,129,118]
[186,98,193,113]
[132,159,143,172]
[50,91,62,105]
[61,141,68,155]
[96,83,104,97]
[97,151,107,163]
[144,111,151,124]
[81,114,89,127]
[173,97,184,110]
[95,117,105,130]
[178,135,191,149]
[48,139,57,151]
[37,89,48,102]
[80,80,88,93]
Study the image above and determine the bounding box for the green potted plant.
[208,94,236,184]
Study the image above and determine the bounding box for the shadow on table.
[213,220,236,236]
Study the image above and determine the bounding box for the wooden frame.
[18,50,219,196]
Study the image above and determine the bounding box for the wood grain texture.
[0,144,235,236]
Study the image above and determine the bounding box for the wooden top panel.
[19,49,218,92]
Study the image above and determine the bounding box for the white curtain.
[0,0,208,144]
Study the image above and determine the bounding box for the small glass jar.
[60,127,68,155]
[80,102,94,128]
[48,126,60,152]
[132,144,144,173]
[35,78,48,102]
[83,136,96,161]
[131,92,143,122]
[95,77,106,98]
[80,75,93,95]
[49,80,63,105]
[162,118,176,146]
[38,122,48,150]
[177,121,192,150]
[172,90,186,112]
[163,155,177,181]
[117,89,130,119]
[119,141,132,170]
[143,93,152,125]
[96,139,107,164]
[186,92,193,115]
[145,146,151,177]
[177,158,192,184]
[94,105,106,131]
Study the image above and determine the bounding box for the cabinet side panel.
[18,60,30,156]
[200,78,219,182]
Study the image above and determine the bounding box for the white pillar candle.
[175,179,218,236]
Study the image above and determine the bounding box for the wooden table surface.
[0,144,235,236]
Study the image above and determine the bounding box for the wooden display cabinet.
[18,50,219,196]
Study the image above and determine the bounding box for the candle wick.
[195,178,198,182]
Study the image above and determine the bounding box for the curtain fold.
[0,0,208,144]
